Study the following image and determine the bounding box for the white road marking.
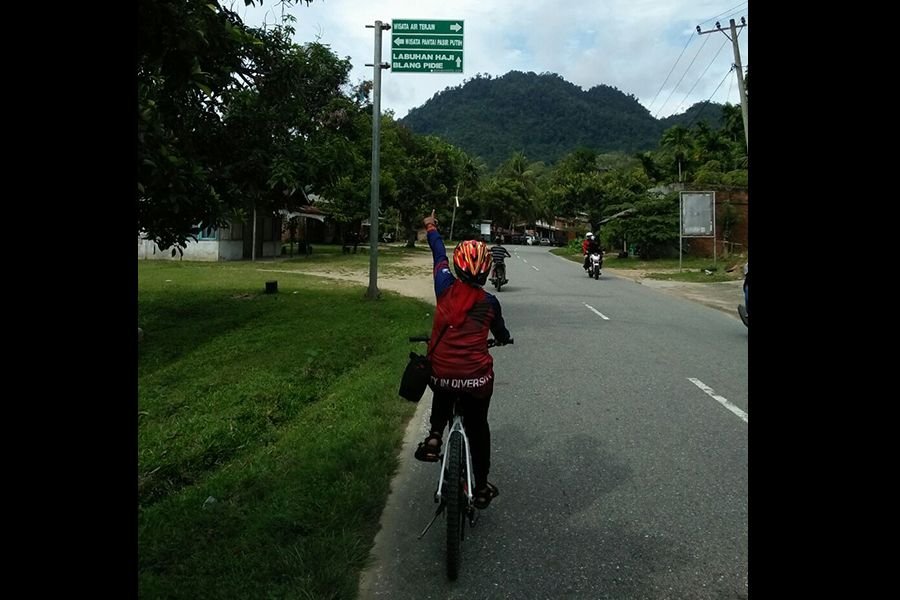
[531,265,540,271]
[584,303,609,320]
[688,378,748,423]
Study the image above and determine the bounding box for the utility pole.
[697,17,748,149]
[364,20,391,299]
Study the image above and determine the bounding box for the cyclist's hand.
[423,209,438,228]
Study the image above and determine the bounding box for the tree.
[480,152,543,232]
[660,125,693,183]
[721,103,746,147]
[379,120,473,246]
[610,191,679,259]
[137,1,336,251]
[542,148,605,229]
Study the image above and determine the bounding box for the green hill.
[400,71,725,168]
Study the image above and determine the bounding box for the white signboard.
[680,192,715,237]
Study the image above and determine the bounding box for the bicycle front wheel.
[445,430,464,580]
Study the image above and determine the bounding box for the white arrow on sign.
[455,57,462,67]
[450,22,462,32]
[394,37,404,45]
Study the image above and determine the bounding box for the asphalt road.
[359,244,748,600]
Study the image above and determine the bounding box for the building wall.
[261,241,280,257]
[138,238,281,261]
[138,238,220,261]
[137,217,280,261]
[682,186,748,257]
[218,241,243,260]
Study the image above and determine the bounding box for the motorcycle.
[489,262,507,291]
[587,251,603,280]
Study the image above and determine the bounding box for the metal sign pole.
[365,20,391,299]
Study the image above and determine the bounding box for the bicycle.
[408,335,513,580]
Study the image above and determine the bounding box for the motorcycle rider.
[489,241,511,284]
[582,232,601,272]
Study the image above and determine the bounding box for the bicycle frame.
[417,401,478,543]
[434,411,475,507]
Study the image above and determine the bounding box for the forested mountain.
[400,71,726,168]
[658,101,725,130]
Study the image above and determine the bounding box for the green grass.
[551,247,745,282]
[278,243,431,278]
[642,269,740,283]
[138,257,433,599]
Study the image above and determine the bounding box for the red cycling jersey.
[426,229,511,398]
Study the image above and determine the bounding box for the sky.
[235,0,748,120]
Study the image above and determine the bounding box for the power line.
[646,34,695,115]
[654,34,710,118]
[698,2,748,27]
[686,67,733,128]
[649,3,747,118]
[675,37,729,113]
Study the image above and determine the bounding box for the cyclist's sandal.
[473,482,499,509]
[414,433,442,462]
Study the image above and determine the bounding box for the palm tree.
[660,125,692,183]
[722,104,745,145]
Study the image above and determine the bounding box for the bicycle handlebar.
[409,335,514,347]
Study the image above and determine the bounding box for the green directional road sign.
[391,19,464,73]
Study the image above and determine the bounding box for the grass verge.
[139,258,432,599]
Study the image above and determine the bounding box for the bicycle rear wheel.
[445,430,464,580]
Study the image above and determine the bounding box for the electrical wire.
[654,34,710,118]
[686,66,733,128]
[674,37,729,113]
[698,2,748,27]
[646,34,695,115]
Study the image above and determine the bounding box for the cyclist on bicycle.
[414,210,512,510]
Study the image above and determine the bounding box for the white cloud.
[236,0,748,119]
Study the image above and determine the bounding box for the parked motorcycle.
[490,262,507,291]
[587,252,603,280]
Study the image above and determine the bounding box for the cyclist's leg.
[465,394,499,508]
[415,388,452,461]
[429,388,452,434]
[460,391,492,490]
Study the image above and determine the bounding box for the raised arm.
[424,210,455,298]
